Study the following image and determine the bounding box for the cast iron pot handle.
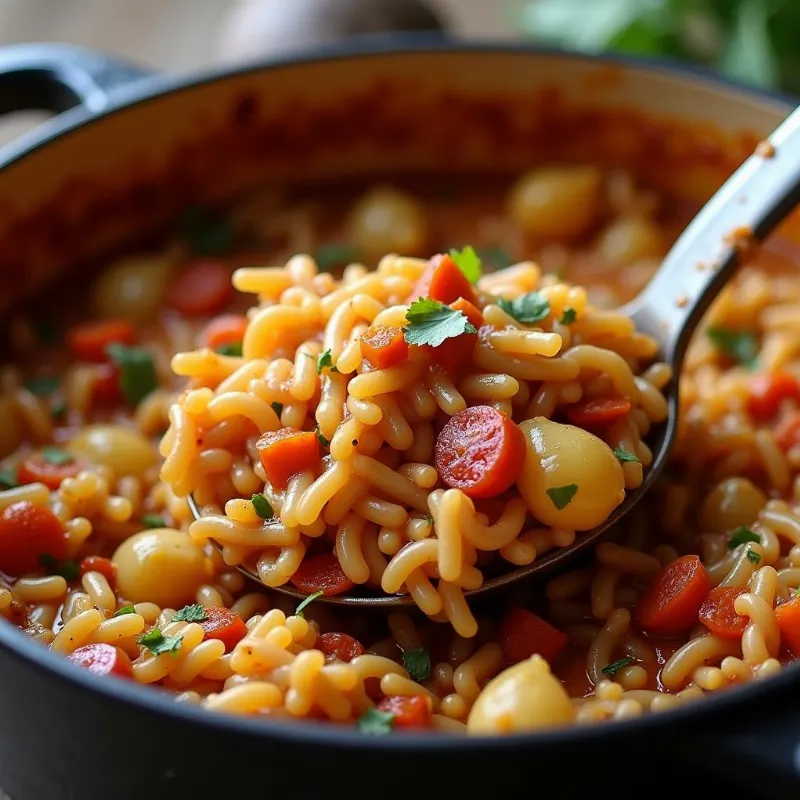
[0,42,154,118]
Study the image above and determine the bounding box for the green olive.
[113,528,207,608]
[517,417,625,531]
[508,166,602,240]
[91,254,176,322]
[68,424,157,479]
[345,186,428,263]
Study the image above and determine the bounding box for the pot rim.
[0,34,797,751]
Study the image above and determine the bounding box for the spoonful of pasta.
[178,104,800,612]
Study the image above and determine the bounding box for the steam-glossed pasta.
[1,171,800,735]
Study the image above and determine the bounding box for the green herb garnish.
[138,627,183,656]
[746,550,762,564]
[141,514,165,529]
[172,604,209,623]
[114,606,136,617]
[403,298,477,348]
[478,246,511,269]
[316,424,330,449]
[251,492,273,519]
[296,590,324,617]
[423,514,434,526]
[39,554,79,581]
[497,291,550,324]
[357,707,395,736]
[401,647,431,682]
[24,376,59,396]
[179,205,233,256]
[560,307,577,325]
[0,467,18,490]
[41,446,73,466]
[215,342,243,357]
[448,245,483,283]
[546,483,578,510]
[106,343,159,406]
[271,402,283,418]
[50,397,67,418]
[314,243,360,272]
[317,349,339,375]
[728,527,760,549]
[601,656,633,676]
[706,327,758,368]
[613,447,640,464]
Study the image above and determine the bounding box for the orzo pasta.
[2,169,800,736]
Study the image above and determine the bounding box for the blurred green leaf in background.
[515,0,800,95]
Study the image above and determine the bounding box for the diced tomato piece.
[360,325,409,370]
[748,372,800,421]
[317,631,366,662]
[67,643,133,679]
[637,555,712,637]
[255,428,320,490]
[291,553,353,597]
[79,556,117,589]
[67,319,136,362]
[167,261,233,317]
[90,362,122,407]
[377,695,431,729]
[563,397,632,427]
[775,594,800,656]
[410,253,476,305]
[423,297,484,373]
[0,501,67,576]
[199,314,249,350]
[497,606,568,664]
[698,586,747,640]
[17,452,82,491]
[773,410,800,451]
[434,405,525,499]
[199,606,247,652]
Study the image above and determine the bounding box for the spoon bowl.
[189,104,800,606]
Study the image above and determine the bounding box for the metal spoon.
[189,105,800,607]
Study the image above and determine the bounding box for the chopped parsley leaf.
[0,467,18,490]
[114,606,136,617]
[41,446,73,466]
[179,205,233,256]
[316,424,330,449]
[448,245,482,283]
[477,246,511,269]
[106,343,159,406]
[271,402,283,418]
[403,298,477,348]
[357,707,394,736]
[24,376,59,396]
[423,513,434,526]
[141,514,165,529]
[172,604,209,623]
[50,397,67,418]
[546,483,578,510]
[215,342,243,357]
[39,554,79,581]
[601,657,633,676]
[317,349,338,375]
[138,627,183,656]
[251,492,273,519]
[314,243,360,272]
[560,307,577,325]
[497,291,550,324]
[613,447,640,464]
[728,527,760,549]
[706,327,758,368]
[401,646,431,682]
[746,550,762,564]
[295,590,324,617]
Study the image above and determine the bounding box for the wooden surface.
[0,5,522,798]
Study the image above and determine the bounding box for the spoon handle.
[624,104,800,365]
